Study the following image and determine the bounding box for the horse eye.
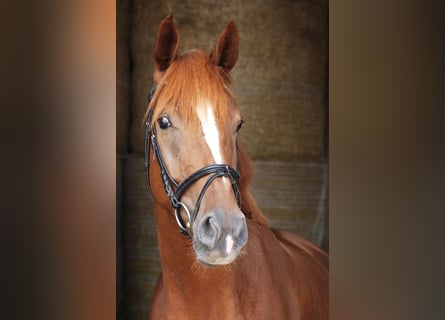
[157,116,171,129]
[236,119,244,132]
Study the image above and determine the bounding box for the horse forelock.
[146,50,234,129]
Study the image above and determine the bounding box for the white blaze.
[225,235,234,254]
[197,100,223,164]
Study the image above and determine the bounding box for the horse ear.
[153,15,179,75]
[210,21,239,72]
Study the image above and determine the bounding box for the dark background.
[117,1,328,319]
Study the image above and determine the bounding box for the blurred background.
[117,0,328,318]
[2,1,443,319]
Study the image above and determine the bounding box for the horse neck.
[236,143,269,225]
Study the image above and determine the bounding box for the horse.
[144,15,328,320]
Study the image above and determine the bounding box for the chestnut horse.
[144,15,328,320]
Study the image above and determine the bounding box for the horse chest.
[150,273,300,320]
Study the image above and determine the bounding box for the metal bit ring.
[174,202,192,235]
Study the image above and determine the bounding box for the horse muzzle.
[192,209,247,266]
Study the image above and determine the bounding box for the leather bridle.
[144,85,242,236]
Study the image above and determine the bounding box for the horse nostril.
[198,215,220,249]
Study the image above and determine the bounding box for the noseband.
[144,85,242,236]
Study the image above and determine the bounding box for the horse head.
[146,15,247,266]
